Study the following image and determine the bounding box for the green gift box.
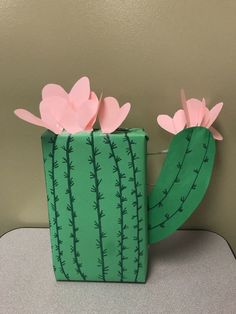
[15,76,220,284]
[41,128,148,283]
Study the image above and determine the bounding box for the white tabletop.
[0,228,235,314]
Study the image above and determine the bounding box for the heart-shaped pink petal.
[209,126,223,140]
[14,109,47,128]
[69,77,90,110]
[40,96,68,133]
[42,84,68,100]
[99,97,131,133]
[173,109,186,133]
[201,105,210,127]
[40,97,68,122]
[186,98,205,126]
[90,91,99,102]
[60,107,83,134]
[62,100,99,134]
[207,102,223,128]
[201,98,207,120]
[84,91,100,131]
[157,115,176,134]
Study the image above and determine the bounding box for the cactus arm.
[148,127,216,244]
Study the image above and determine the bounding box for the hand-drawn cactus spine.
[104,135,128,282]
[62,135,86,281]
[48,135,70,280]
[87,132,109,281]
[124,132,143,282]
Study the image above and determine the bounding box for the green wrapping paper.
[41,128,148,282]
[42,126,217,283]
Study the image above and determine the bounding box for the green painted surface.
[148,127,216,244]
[41,129,148,282]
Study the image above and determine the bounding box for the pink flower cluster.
[15,77,131,134]
[15,79,223,140]
[157,91,223,140]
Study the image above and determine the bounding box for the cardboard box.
[41,128,148,282]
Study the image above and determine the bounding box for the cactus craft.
[15,77,223,283]
[148,127,216,243]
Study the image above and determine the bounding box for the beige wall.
[0,1,235,252]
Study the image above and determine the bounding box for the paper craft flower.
[157,93,223,140]
[98,97,131,133]
[15,77,99,134]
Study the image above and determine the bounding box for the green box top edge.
[41,128,149,140]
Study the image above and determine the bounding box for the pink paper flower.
[157,92,223,140]
[98,97,131,133]
[15,77,99,134]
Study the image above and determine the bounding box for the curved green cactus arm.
[148,127,216,244]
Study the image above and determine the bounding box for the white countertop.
[1,228,235,314]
